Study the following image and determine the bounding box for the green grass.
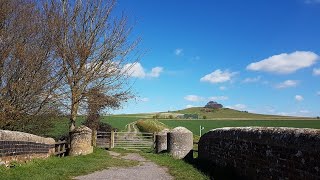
[45,115,142,139]
[136,119,169,133]
[101,116,142,131]
[0,148,139,180]
[44,116,86,139]
[140,152,209,180]
[174,107,315,119]
[160,119,320,136]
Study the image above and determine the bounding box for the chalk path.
[74,152,173,180]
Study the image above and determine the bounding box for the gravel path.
[74,152,173,180]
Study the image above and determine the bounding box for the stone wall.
[198,127,320,180]
[0,130,55,166]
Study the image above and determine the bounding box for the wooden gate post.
[111,130,115,148]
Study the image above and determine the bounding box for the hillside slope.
[172,107,314,120]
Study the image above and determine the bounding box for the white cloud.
[243,76,261,83]
[246,51,319,74]
[208,96,229,101]
[305,0,320,4]
[226,104,247,111]
[175,48,183,56]
[123,63,146,78]
[299,110,310,114]
[219,86,227,90]
[200,69,238,84]
[148,67,163,77]
[140,98,149,102]
[295,95,304,101]
[184,95,204,102]
[122,63,163,78]
[317,91,320,96]
[313,68,320,76]
[276,80,299,89]
[186,105,195,108]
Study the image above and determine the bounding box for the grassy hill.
[172,107,315,120]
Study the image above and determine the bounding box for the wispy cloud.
[184,95,229,102]
[208,96,229,101]
[242,76,261,83]
[226,104,247,111]
[275,80,299,89]
[175,48,183,56]
[140,98,149,102]
[295,95,304,101]
[200,69,238,84]
[122,63,163,79]
[313,68,320,75]
[247,51,319,74]
[184,95,204,102]
[305,0,320,4]
[317,91,320,96]
[219,86,227,90]
[186,105,195,108]
[148,67,163,77]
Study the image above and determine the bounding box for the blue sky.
[112,0,320,117]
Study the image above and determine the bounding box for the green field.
[101,116,142,131]
[174,107,315,119]
[45,116,141,139]
[160,119,320,136]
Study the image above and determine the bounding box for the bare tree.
[0,0,61,130]
[45,0,140,131]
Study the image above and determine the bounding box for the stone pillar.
[167,127,193,159]
[155,129,169,153]
[69,126,93,156]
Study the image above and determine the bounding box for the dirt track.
[74,152,173,180]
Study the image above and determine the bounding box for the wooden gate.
[97,131,154,149]
[114,132,154,149]
[97,131,111,148]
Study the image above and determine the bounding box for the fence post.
[111,130,115,148]
[153,133,156,149]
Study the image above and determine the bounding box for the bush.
[203,115,207,119]
[168,115,173,119]
[136,119,168,133]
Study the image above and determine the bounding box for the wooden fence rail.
[54,140,68,157]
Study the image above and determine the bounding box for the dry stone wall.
[198,127,320,180]
[0,130,55,166]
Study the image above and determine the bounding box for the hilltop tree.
[205,101,223,109]
[45,0,140,131]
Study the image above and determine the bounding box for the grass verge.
[140,152,209,180]
[0,148,139,180]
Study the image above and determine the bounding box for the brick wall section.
[198,127,320,180]
[0,130,55,165]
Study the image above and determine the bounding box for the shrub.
[136,119,168,133]
[203,115,207,119]
[169,115,173,119]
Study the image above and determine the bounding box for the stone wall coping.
[204,127,320,152]
[71,125,92,133]
[170,126,192,134]
[0,130,55,145]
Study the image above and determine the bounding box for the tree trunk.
[69,97,79,131]
[92,129,97,147]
